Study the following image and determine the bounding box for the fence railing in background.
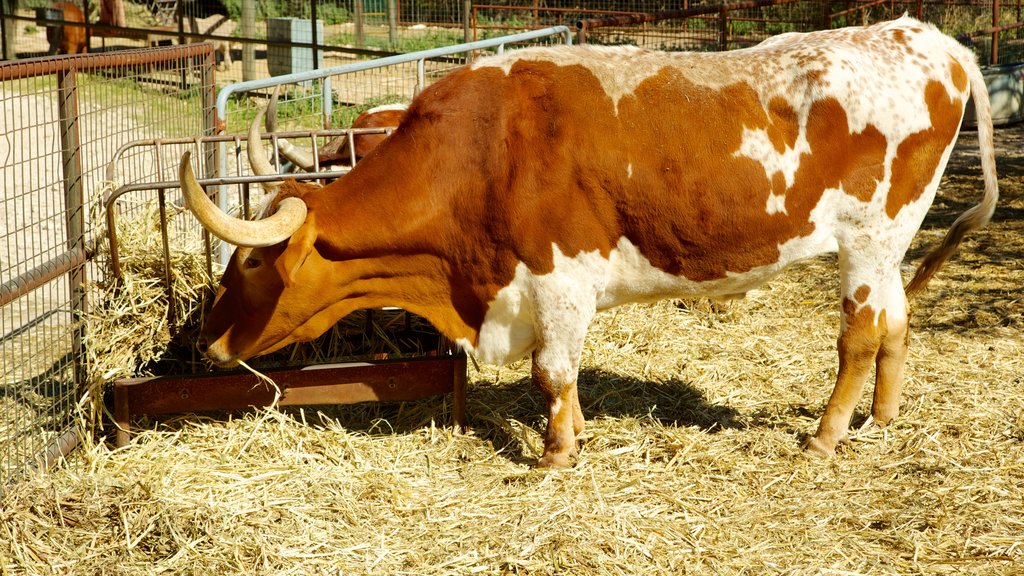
[576,0,813,50]
[215,25,573,125]
[0,0,475,78]
[2,1,1021,77]
[569,0,1023,64]
[0,43,216,495]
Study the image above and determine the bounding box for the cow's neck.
[303,149,487,347]
[316,251,481,346]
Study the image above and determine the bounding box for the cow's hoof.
[802,436,836,458]
[535,452,573,469]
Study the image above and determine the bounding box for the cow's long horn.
[248,108,282,194]
[267,87,316,171]
[180,150,306,247]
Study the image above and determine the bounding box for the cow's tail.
[905,56,999,297]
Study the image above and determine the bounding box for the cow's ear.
[276,213,317,287]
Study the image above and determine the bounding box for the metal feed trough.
[108,27,574,446]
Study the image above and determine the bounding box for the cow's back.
[433,18,975,296]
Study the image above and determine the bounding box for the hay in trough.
[1,126,1021,574]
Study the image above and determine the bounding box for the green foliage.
[326,28,464,52]
[216,0,348,25]
[317,3,351,25]
[219,0,291,23]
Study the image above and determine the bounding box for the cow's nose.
[196,338,209,356]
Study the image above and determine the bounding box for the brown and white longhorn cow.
[182,17,998,468]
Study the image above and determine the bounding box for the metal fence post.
[1,0,15,60]
[354,0,365,49]
[388,0,398,48]
[242,0,256,81]
[55,68,88,388]
[719,6,728,51]
[311,0,319,71]
[993,0,1001,64]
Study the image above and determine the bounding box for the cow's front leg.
[533,357,583,469]
[529,276,595,469]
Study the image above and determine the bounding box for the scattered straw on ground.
[1,125,1022,575]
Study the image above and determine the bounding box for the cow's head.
[180,120,343,367]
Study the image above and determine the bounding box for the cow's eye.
[243,256,262,270]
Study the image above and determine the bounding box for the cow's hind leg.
[806,268,907,457]
[871,278,910,427]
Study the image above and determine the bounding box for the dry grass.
[1,125,1022,575]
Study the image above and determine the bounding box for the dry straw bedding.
[1,124,1023,574]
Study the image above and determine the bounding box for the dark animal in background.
[48,2,87,55]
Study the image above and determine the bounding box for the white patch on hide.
[766,193,788,215]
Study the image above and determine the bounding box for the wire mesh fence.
[1,28,571,495]
[471,0,1024,63]
[3,1,1021,85]
[574,0,823,50]
[0,43,215,494]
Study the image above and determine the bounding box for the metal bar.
[1,0,7,60]
[158,188,177,327]
[354,0,365,50]
[113,356,468,447]
[993,0,1001,65]
[34,426,81,471]
[56,66,88,389]
[322,76,333,129]
[388,0,398,48]
[719,6,728,51]
[966,20,1024,36]
[0,248,86,307]
[214,26,573,123]
[311,0,319,75]
[0,42,215,80]
[473,4,642,17]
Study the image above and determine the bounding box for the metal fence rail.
[569,0,1023,63]
[0,43,215,494]
[576,0,817,50]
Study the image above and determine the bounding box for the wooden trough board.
[113,355,467,447]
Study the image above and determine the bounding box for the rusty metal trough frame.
[103,128,466,447]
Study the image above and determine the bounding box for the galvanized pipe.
[214,26,573,127]
[0,42,214,80]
